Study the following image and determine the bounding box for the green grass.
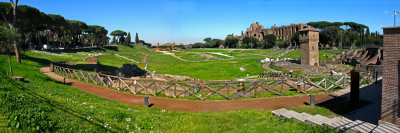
[97,55,138,68]
[24,50,102,63]
[0,55,337,132]
[148,58,265,80]
[170,51,208,61]
[0,113,11,132]
[186,49,284,59]
[290,106,338,118]
[280,49,349,61]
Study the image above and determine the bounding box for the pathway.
[345,81,382,124]
[272,108,400,133]
[277,47,294,57]
[263,62,281,73]
[115,54,139,63]
[140,54,148,63]
[40,67,343,112]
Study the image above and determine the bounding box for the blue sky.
[10,0,400,44]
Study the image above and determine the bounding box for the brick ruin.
[153,43,179,51]
[333,48,383,66]
[238,22,313,41]
[380,26,400,125]
[299,28,320,66]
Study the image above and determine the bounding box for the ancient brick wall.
[299,29,319,66]
[381,27,400,125]
[240,22,313,41]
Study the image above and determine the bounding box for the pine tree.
[365,28,370,44]
[111,36,117,44]
[126,32,131,45]
[135,32,139,44]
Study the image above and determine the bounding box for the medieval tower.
[299,28,320,66]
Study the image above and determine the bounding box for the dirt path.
[115,54,139,63]
[263,62,281,73]
[169,53,192,62]
[140,54,148,63]
[87,57,97,64]
[41,67,340,112]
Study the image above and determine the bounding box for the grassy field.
[22,46,282,80]
[24,49,104,63]
[0,55,337,132]
[280,49,349,61]
[97,55,138,68]
[23,46,349,81]
[101,46,284,80]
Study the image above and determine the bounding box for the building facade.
[240,22,313,41]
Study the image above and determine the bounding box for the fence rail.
[51,64,359,100]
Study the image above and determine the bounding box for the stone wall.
[270,23,310,40]
[240,22,312,41]
[243,22,268,41]
[299,28,319,66]
[381,26,400,125]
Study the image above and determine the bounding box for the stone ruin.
[271,60,349,75]
[299,28,320,66]
[332,48,383,66]
[113,64,147,78]
[267,28,352,76]
[238,22,313,41]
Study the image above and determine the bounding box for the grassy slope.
[97,55,138,68]
[0,55,336,132]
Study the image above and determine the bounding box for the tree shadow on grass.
[1,73,121,132]
[21,54,119,75]
[42,46,119,54]
[60,63,119,75]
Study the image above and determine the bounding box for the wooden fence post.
[350,70,360,104]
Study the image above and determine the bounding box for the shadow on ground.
[316,81,382,124]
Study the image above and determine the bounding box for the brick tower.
[381,26,400,125]
[299,28,320,66]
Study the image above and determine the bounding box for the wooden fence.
[51,64,356,100]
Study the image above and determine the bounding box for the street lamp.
[395,10,400,26]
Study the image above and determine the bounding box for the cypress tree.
[135,32,139,44]
[126,32,131,45]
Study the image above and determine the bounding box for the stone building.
[240,22,313,41]
[299,28,320,66]
[270,23,311,40]
[380,26,400,125]
[242,22,268,41]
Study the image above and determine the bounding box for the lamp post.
[395,10,400,26]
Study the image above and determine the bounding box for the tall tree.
[320,26,343,47]
[224,35,239,48]
[264,34,276,48]
[0,26,20,76]
[110,30,126,44]
[125,32,131,45]
[0,0,21,63]
[111,36,117,44]
[135,32,139,44]
[203,37,212,43]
